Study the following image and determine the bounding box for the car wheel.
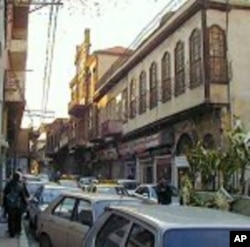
[40,233,52,247]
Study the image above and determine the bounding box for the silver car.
[83,205,250,247]
[37,192,145,247]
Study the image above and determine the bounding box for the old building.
[49,29,132,175]
[86,0,250,187]
[1,1,29,178]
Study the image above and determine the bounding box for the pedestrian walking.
[155,176,172,205]
[3,172,28,237]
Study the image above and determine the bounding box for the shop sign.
[174,155,189,168]
[118,133,161,155]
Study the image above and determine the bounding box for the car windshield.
[94,200,143,220]
[164,228,241,247]
[41,188,64,204]
[151,186,158,199]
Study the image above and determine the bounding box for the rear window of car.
[94,200,143,219]
[164,228,246,247]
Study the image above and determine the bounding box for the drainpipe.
[0,1,6,193]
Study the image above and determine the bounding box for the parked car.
[78,177,98,188]
[133,183,180,205]
[28,184,80,230]
[87,184,129,196]
[82,204,250,247]
[116,179,139,195]
[59,179,78,188]
[37,192,145,247]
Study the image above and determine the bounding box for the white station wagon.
[82,205,250,247]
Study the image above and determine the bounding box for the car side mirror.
[142,193,149,198]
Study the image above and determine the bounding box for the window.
[209,25,227,83]
[135,186,149,198]
[53,197,76,220]
[95,214,131,247]
[149,62,158,109]
[174,41,185,96]
[161,52,171,102]
[122,88,128,122]
[74,200,93,226]
[126,223,155,247]
[129,79,136,119]
[116,94,123,121]
[139,71,147,114]
[189,29,202,88]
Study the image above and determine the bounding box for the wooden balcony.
[101,120,123,138]
[5,77,25,104]
[9,39,28,71]
[68,98,86,118]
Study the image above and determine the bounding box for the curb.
[19,221,29,247]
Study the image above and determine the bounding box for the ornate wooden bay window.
[174,41,185,96]
[139,71,147,114]
[161,52,172,102]
[149,62,158,109]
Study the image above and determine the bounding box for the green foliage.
[186,118,250,195]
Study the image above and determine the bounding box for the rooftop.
[95,46,133,56]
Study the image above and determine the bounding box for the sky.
[22,0,183,128]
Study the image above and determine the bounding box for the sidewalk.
[0,211,29,247]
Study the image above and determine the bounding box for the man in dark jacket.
[155,176,172,205]
[3,172,27,237]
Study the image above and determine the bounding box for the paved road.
[23,220,39,247]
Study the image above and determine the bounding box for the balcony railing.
[68,98,86,117]
[101,119,123,138]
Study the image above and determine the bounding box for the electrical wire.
[40,3,54,123]
[43,3,59,117]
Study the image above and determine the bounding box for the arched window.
[203,133,215,149]
[174,41,185,96]
[189,29,202,88]
[161,52,171,102]
[129,79,136,119]
[149,62,158,109]
[208,25,228,83]
[139,71,147,114]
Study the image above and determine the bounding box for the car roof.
[117,179,137,183]
[109,205,250,229]
[95,184,123,188]
[43,184,67,189]
[61,191,140,202]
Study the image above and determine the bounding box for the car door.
[67,199,93,247]
[29,185,43,224]
[46,197,77,247]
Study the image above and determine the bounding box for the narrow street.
[23,219,39,247]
